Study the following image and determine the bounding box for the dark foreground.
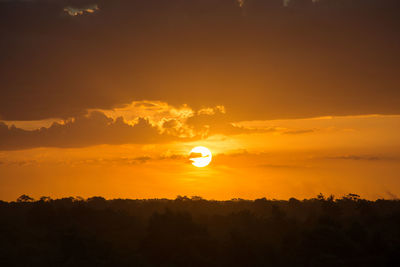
[1,194,400,266]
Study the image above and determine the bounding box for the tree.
[343,193,361,201]
[39,196,52,202]
[317,193,325,201]
[16,194,34,202]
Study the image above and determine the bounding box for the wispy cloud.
[64,4,99,16]
[322,155,394,161]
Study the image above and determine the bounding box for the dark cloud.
[0,159,38,166]
[322,155,393,161]
[63,4,98,16]
[133,156,152,163]
[186,109,274,136]
[95,156,153,165]
[189,152,203,159]
[159,154,187,161]
[0,112,176,150]
[283,129,315,135]
[1,0,400,121]
[0,103,281,150]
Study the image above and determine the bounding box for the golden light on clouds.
[63,4,99,16]
[1,100,400,201]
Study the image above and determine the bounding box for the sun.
[189,146,212,167]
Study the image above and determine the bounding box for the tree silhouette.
[1,193,400,266]
[16,194,34,202]
[39,196,52,202]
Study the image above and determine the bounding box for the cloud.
[0,159,38,166]
[186,107,274,136]
[283,129,316,135]
[322,155,393,161]
[97,156,155,164]
[2,100,400,150]
[189,152,203,159]
[0,111,177,150]
[0,100,279,150]
[64,4,99,16]
[1,0,400,122]
[95,101,268,138]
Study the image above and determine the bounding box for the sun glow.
[189,146,212,167]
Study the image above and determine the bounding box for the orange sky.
[1,0,400,201]
[1,103,399,201]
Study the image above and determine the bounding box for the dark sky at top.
[1,0,400,121]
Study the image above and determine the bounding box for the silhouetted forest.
[1,194,400,266]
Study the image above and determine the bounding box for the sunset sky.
[1,0,400,201]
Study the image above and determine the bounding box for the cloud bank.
[1,0,400,122]
[0,102,267,150]
[0,112,175,150]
